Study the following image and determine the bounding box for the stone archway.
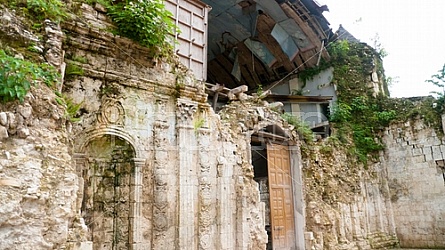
[77,133,143,250]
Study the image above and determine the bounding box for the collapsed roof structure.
[166,0,334,90]
[203,0,332,90]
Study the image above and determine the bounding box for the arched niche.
[74,130,145,250]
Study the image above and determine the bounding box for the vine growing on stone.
[323,40,397,164]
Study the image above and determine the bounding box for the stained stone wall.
[0,86,78,249]
[303,145,399,250]
[5,2,444,250]
[0,5,77,250]
[381,119,445,248]
[0,2,303,249]
[61,4,298,249]
[304,118,445,250]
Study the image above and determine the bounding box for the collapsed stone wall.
[0,5,77,250]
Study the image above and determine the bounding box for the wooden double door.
[267,143,296,250]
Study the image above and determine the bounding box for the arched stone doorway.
[80,134,136,250]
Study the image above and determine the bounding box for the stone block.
[17,127,30,138]
[412,155,426,163]
[0,125,8,139]
[422,146,433,161]
[0,112,7,126]
[7,112,16,129]
[411,147,423,156]
[17,104,32,119]
[432,137,442,146]
[74,242,93,250]
[432,146,442,160]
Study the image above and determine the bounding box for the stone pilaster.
[73,153,87,213]
[130,158,145,250]
[176,98,198,249]
[152,98,172,249]
[197,109,214,249]
[216,147,236,250]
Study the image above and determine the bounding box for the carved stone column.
[176,99,198,249]
[130,158,145,250]
[152,98,172,249]
[196,107,214,250]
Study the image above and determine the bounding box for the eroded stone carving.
[176,100,198,125]
[97,98,125,125]
[198,137,213,250]
[152,98,170,244]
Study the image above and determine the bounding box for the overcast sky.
[320,0,445,98]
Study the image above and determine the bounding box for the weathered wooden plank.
[280,3,322,52]
[208,57,236,88]
[235,42,263,89]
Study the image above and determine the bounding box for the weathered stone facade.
[1,2,445,250]
[61,4,285,249]
[303,142,399,250]
[0,3,303,249]
[304,118,445,249]
[382,119,445,248]
[0,86,77,249]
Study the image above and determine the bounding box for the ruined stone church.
[0,0,444,250]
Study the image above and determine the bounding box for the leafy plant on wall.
[323,40,397,164]
[426,63,445,110]
[105,0,178,57]
[0,50,59,102]
[6,0,68,22]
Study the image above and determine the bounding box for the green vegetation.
[6,0,68,23]
[281,113,314,144]
[281,112,315,157]
[304,40,445,164]
[65,63,84,77]
[426,63,445,101]
[316,40,399,164]
[3,0,177,58]
[104,0,178,57]
[0,50,59,102]
[27,44,41,53]
[71,55,88,64]
[55,92,83,122]
[193,117,205,133]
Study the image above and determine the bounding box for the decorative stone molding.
[198,136,213,250]
[152,97,171,247]
[155,98,169,122]
[130,158,145,250]
[97,98,125,126]
[176,99,198,127]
